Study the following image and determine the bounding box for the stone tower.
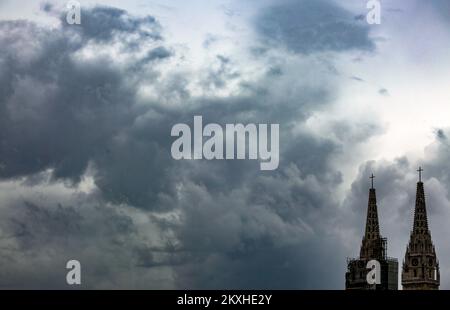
[402,167,440,290]
[359,183,385,261]
[346,174,398,290]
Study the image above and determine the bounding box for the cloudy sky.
[0,0,450,289]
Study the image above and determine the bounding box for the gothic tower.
[359,181,385,261]
[346,174,398,290]
[402,167,440,290]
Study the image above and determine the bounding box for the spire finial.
[417,166,423,182]
[370,173,375,189]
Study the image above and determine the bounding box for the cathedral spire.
[346,173,398,290]
[402,167,440,290]
[413,168,429,234]
[364,177,380,241]
[359,174,384,260]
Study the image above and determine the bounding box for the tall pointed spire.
[402,167,440,290]
[413,177,429,234]
[360,174,384,260]
[346,172,398,290]
[364,185,380,241]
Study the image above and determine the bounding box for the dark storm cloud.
[0,2,382,289]
[0,184,175,289]
[0,32,135,182]
[168,167,346,289]
[0,7,167,185]
[255,0,375,54]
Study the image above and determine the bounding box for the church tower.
[359,179,385,261]
[402,167,440,290]
[346,174,398,290]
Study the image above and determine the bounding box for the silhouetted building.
[346,174,398,290]
[402,167,440,290]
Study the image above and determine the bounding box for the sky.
[0,0,450,289]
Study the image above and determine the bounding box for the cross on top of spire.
[370,173,375,189]
[417,166,423,182]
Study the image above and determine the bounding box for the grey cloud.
[378,88,389,96]
[40,2,53,13]
[0,190,134,288]
[350,76,364,82]
[424,128,450,189]
[430,0,450,20]
[436,129,447,141]
[0,3,385,289]
[201,55,240,90]
[144,46,172,61]
[354,14,365,22]
[386,8,403,13]
[267,66,283,77]
[0,7,165,185]
[255,0,375,54]
[169,167,346,289]
[332,121,383,144]
[61,6,162,43]
[203,34,220,49]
